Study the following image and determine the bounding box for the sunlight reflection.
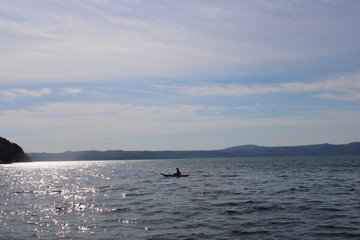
[1,160,150,239]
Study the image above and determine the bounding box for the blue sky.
[1,0,360,152]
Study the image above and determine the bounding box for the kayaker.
[174,168,181,176]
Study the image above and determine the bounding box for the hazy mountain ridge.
[29,142,360,161]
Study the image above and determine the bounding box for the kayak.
[161,173,189,177]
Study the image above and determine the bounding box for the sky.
[1,0,360,153]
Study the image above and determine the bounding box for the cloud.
[2,100,360,152]
[1,1,359,83]
[0,102,231,149]
[29,102,207,117]
[0,101,248,129]
[34,102,134,116]
[59,88,84,95]
[0,87,86,101]
[316,92,360,101]
[177,72,360,101]
[1,1,360,151]
[2,98,360,152]
[0,88,53,101]
[3,101,358,131]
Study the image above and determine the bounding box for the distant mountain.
[222,144,263,152]
[0,137,32,163]
[220,142,360,157]
[28,142,360,161]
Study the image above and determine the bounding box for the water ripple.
[1,156,360,239]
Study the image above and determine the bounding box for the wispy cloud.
[25,102,229,117]
[177,72,360,101]
[2,101,359,152]
[1,1,359,151]
[59,88,84,95]
[1,1,359,83]
[316,92,360,101]
[0,87,84,101]
[0,88,53,101]
[0,102,244,148]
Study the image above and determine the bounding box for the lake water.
[1,156,360,240]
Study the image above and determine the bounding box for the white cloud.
[59,88,84,95]
[0,103,222,149]
[34,102,134,116]
[0,87,86,101]
[28,102,211,118]
[177,72,360,101]
[0,102,246,130]
[0,88,53,101]
[316,91,360,101]
[1,1,359,83]
[2,100,360,152]
[2,101,359,132]
[178,84,281,96]
[1,1,360,151]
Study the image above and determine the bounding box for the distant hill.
[222,144,262,152]
[0,137,32,163]
[220,142,360,157]
[29,142,360,161]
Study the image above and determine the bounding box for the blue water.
[1,156,360,239]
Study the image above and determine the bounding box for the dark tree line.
[0,137,31,164]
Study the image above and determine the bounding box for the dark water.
[1,156,360,240]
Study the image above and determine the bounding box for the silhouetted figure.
[174,168,181,177]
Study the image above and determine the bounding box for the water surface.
[1,156,360,239]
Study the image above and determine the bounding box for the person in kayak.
[174,168,181,177]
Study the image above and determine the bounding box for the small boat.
[160,173,189,177]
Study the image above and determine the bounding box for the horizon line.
[27,141,359,154]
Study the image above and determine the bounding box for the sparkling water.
[1,156,360,239]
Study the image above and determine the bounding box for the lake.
[1,156,360,239]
